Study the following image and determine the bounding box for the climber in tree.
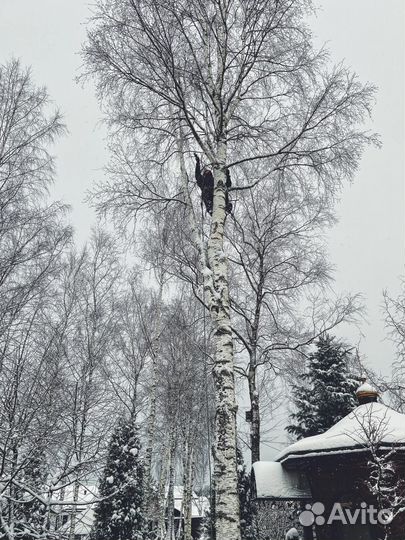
[195,154,232,216]
[195,153,214,215]
[225,169,233,214]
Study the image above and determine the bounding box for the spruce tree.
[91,418,145,540]
[15,449,48,539]
[287,334,360,439]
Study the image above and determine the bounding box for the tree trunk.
[68,479,80,540]
[179,427,195,540]
[208,154,240,539]
[183,446,195,540]
[248,257,264,465]
[177,132,240,540]
[54,484,66,531]
[8,446,18,537]
[45,484,55,532]
[177,436,188,540]
[166,436,176,540]
[248,356,260,464]
[144,278,164,520]
[157,444,170,540]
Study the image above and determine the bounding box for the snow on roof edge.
[277,443,405,464]
[277,403,405,463]
[252,461,312,500]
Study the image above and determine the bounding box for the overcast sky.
[0,0,404,379]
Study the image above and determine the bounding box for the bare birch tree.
[0,59,73,538]
[383,281,405,411]
[51,231,121,540]
[227,177,362,463]
[83,1,376,535]
[140,215,174,525]
[148,289,214,539]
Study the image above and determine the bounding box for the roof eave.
[278,442,405,465]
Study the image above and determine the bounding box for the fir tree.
[91,418,145,540]
[15,449,48,539]
[287,334,360,439]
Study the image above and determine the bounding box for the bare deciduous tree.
[352,406,405,540]
[228,177,362,463]
[53,231,121,540]
[83,1,376,535]
[383,281,405,411]
[0,59,72,539]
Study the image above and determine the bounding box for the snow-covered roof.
[277,402,405,463]
[53,484,98,536]
[356,382,378,395]
[58,506,95,535]
[252,462,311,500]
[171,486,210,518]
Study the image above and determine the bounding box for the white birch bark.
[143,277,164,520]
[209,156,240,540]
[248,353,261,464]
[176,131,214,304]
[165,434,177,540]
[177,133,241,539]
[176,437,188,540]
[157,444,170,540]
[183,446,195,540]
[178,427,194,540]
[204,11,241,533]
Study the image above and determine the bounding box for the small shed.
[54,484,98,540]
[252,462,311,501]
[171,486,209,539]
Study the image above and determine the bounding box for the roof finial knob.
[356,379,379,405]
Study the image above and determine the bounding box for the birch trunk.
[248,257,264,464]
[157,444,170,540]
[248,351,260,464]
[176,134,241,540]
[165,435,176,540]
[207,16,241,533]
[208,143,241,540]
[183,447,195,540]
[143,278,164,520]
[177,436,188,540]
[178,429,194,540]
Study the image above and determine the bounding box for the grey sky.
[0,0,404,377]
[309,1,405,376]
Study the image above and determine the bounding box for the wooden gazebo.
[252,385,405,540]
